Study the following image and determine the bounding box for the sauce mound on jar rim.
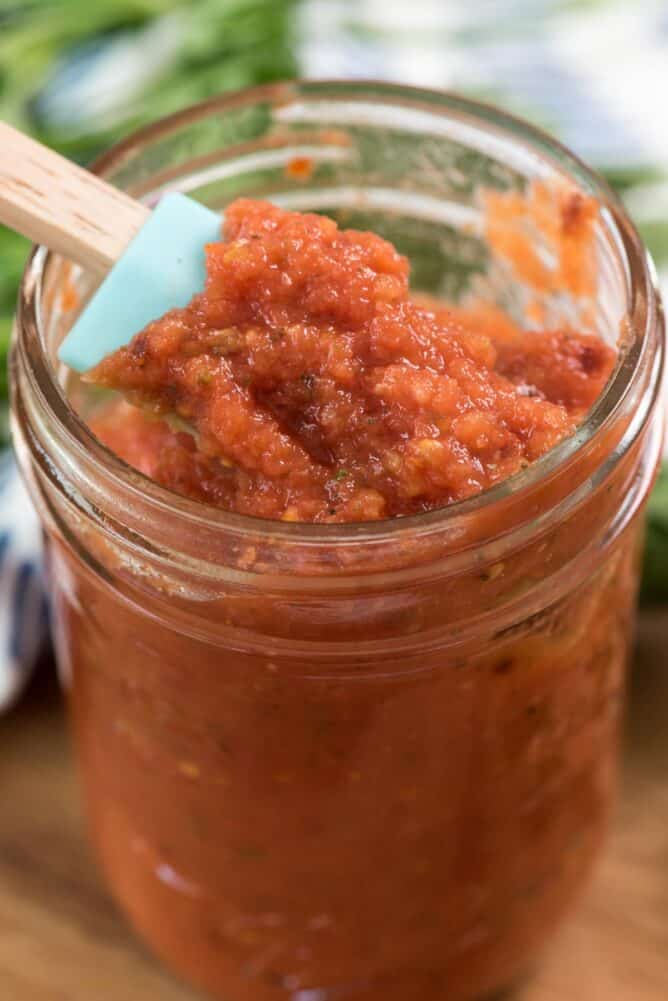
[90,198,616,522]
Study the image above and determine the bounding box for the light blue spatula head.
[58,192,221,372]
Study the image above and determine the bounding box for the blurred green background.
[1,0,666,598]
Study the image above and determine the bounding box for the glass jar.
[10,82,665,1001]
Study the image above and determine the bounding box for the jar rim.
[13,79,665,550]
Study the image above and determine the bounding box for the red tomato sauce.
[89,199,615,522]
[50,197,651,1001]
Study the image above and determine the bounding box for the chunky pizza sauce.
[46,195,649,1001]
[89,199,615,522]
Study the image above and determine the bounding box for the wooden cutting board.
[1,611,667,1001]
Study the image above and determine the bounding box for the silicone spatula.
[0,122,221,372]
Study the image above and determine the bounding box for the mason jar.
[10,81,665,1001]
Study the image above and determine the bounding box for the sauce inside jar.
[88,198,615,522]
[55,195,639,1001]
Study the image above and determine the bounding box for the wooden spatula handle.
[0,122,149,275]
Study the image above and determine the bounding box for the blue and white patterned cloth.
[0,452,48,710]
